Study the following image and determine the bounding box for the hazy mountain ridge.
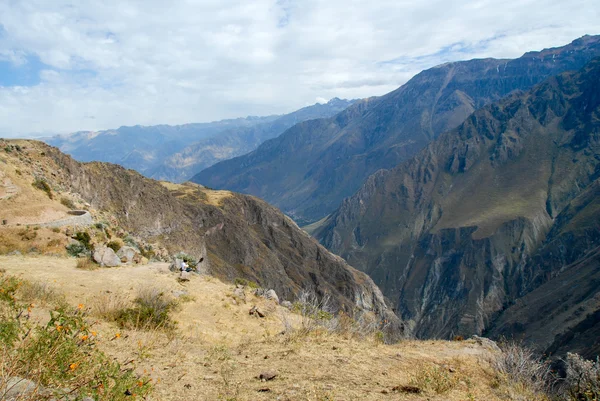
[314,57,600,356]
[45,98,355,183]
[193,35,600,225]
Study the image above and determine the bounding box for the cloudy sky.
[0,0,598,137]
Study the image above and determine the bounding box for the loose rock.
[257,371,278,381]
[92,246,121,267]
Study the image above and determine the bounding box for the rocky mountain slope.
[0,139,397,326]
[193,35,600,225]
[314,57,600,356]
[45,98,354,183]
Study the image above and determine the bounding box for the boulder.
[264,289,279,304]
[92,246,121,267]
[469,335,501,352]
[281,300,293,310]
[116,246,138,264]
[170,258,183,272]
[2,377,38,400]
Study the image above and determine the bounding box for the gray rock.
[265,289,279,304]
[281,300,293,309]
[257,371,278,381]
[249,305,266,318]
[170,258,183,272]
[233,287,246,303]
[470,335,501,352]
[92,246,121,267]
[7,250,22,256]
[171,289,188,298]
[2,377,38,400]
[116,246,138,264]
[178,271,190,281]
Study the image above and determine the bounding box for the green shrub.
[60,197,76,209]
[74,231,92,250]
[66,242,87,257]
[106,240,121,253]
[234,277,259,289]
[32,178,53,199]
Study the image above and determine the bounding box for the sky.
[0,0,598,138]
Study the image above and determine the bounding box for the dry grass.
[0,255,552,401]
[75,257,98,270]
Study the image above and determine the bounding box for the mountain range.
[45,98,354,183]
[193,35,600,225]
[314,55,600,357]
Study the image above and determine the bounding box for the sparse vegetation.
[75,257,98,270]
[66,242,87,257]
[0,273,152,400]
[31,178,53,199]
[74,231,92,250]
[563,353,600,400]
[491,341,555,396]
[112,287,178,331]
[409,364,460,394]
[234,277,258,289]
[106,239,123,253]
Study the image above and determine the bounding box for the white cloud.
[0,0,598,137]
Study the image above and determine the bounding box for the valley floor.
[0,255,535,400]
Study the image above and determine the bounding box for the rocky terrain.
[0,139,396,325]
[314,57,600,358]
[193,35,600,225]
[46,98,354,183]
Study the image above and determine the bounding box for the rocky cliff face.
[315,58,600,347]
[193,35,600,225]
[36,141,398,326]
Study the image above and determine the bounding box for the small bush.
[75,257,98,270]
[409,364,459,394]
[114,287,177,331]
[66,242,87,257]
[60,197,76,209]
[51,227,60,233]
[492,342,555,395]
[106,240,122,253]
[234,277,258,289]
[17,280,61,305]
[32,178,53,199]
[74,231,92,250]
[563,353,600,400]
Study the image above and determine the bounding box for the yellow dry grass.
[0,255,522,401]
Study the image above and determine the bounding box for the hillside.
[314,56,600,356]
[193,35,600,225]
[0,255,535,401]
[45,98,354,183]
[0,139,397,325]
